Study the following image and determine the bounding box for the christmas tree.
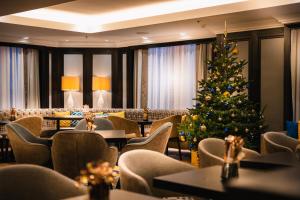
[179,29,265,150]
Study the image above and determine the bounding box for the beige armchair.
[121,122,172,154]
[51,130,118,179]
[108,116,141,139]
[149,115,184,159]
[262,132,299,154]
[198,138,261,168]
[6,123,51,166]
[119,149,195,197]
[14,116,43,137]
[0,164,86,200]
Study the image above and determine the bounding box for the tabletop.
[44,116,84,120]
[240,152,300,169]
[226,166,300,200]
[64,189,160,200]
[153,165,268,199]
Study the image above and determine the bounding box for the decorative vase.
[191,150,200,167]
[89,181,110,200]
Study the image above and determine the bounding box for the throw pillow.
[108,111,125,118]
[71,111,83,127]
[54,111,71,127]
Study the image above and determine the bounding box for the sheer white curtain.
[291,29,300,121]
[0,47,25,109]
[147,44,196,109]
[25,49,40,108]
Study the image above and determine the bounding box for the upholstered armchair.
[51,130,118,179]
[148,115,185,159]
[119,149,195,197]
[14,116,43,137]
[75,118,114,130]
[0,164,86,200]
[6,123,51,166]
[198,138,260,168]
[108,116,141,139]
[262,132,299,154]
[121,122,172,154]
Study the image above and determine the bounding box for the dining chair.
[121,122,172,154]
[119,149,196,197]
[14,116,43,137]
[51,130,118,179]
[6,123,51,166]
[148,115,184,160]
[108,116,141,139]
[198,138,261,168]
[262,132,299,154]
[75,118,114,130]
[0,164,86,200]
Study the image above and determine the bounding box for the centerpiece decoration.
[179,22,265,166]
[76,161,115,200]
[221,135,244,181]
[85,112,96,131]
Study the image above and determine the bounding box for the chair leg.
[177,138,182,160]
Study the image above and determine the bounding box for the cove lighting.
[8,0,246,33]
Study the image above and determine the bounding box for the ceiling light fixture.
[23,37,29,40]
[142,36,148,40]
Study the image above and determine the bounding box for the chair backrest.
[75,118,114,130]
[6,123,50,165]
[263,132,299,154]
[121,122,172,154]
[149,115,181,138]
[119,149,195,197]
[108,116,141,137]
[14,116,42,136]
[51,130,116,179]
[0,164,86,200]
[198,138,261,168]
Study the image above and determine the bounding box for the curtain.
[291,29,300,121]
[24,49,40,108]
[134,49,148,108]
[147,44,196,109]
[0,47,25,109]
[196,43,212,82]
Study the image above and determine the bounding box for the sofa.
[0,108,188,130]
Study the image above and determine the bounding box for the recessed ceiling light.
[179,32,187,36]
[142,40,152,44]
[23,37,29,40]
[142,36,148,40]
[65,39,69,42]
[104,39,109,42]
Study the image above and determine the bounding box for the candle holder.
[76,161,115,200]
[221,135,244,182]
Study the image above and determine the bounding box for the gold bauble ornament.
[200,124,207,132]
[245,128,249,133]
[234,127,239,132]
[205,95,212,101]
[182,115,187,122]
[193,137,197,142]
[223,91,230,98]
[232,47,239,55]
[216,87,220,92]
[180,136,186,142]
[192,115,199,121]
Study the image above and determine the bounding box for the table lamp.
[93,76,111,108]
[61,76,80,108]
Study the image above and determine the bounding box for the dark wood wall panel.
[126,49,134,108]
[51,48,64,108]
[38,48,49,108]
[111,49,123,108]
[83,50,93,107]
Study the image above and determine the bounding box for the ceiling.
[0,0,299,47]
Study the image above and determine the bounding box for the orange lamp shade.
[92,76,111,91]
[61,76,80,91]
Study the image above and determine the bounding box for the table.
[64,189,160,200]
[137,120,152,136]
[94,130,127,144]
[240,152,300,169]
[226,167,300,200]
[44,116,83,131]
[153,165,267,199]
